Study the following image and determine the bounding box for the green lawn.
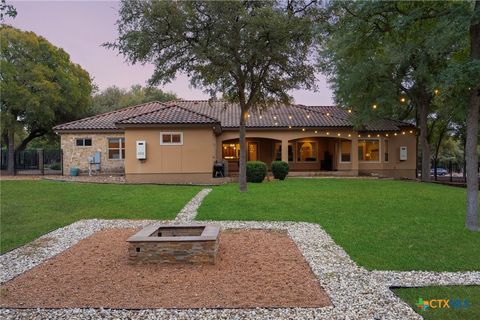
[0,180,201,253]
[393,286,480,320]
[197,178,480,271]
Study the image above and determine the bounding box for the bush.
[246,161,267,183]
[49,163,61,170]
[271,161,289,180]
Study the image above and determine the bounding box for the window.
[273,143,294,162]
[160,132,183,145]
[75,138,92,147]
[108,138,125,160]
[223,143,240,159]
[340,140,352,162]
[297,141,318,162]
[384,139,389,162]
[358,139,380,161]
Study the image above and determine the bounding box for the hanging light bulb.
[373,104,377,109]
[348,109,352,113]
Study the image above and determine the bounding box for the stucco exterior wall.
[60,132,125,175]
[124,127,218,184]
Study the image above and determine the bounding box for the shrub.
[246,161,267,183]
[271,160,289,180]
[49,163,61,170]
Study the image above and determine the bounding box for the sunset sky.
[7,0,334,105]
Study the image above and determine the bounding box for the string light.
[337,133,341,136]
[400,97,406,103]
[358,134,361,138]
[314,130,318,133]
[385,133,389,137]
[302,128,305,132]
[434,89,439,95]
[274,122,278,125]
[409,130,413,134]
[326,112,330,116]
[288,115,292,119]
[367,134,371,137]
[373,104,377,109]
[377,134,380,137]
[394,133,398,136]
[402,131,406,135]
[273,116,277,120]
[307,114,310,118]
[326,132,330,135]
[348,134,351,137]
[288,125,292,129]
[259,115,262,119]
[348,109,352,113]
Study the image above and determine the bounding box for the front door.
[248,142,258,161]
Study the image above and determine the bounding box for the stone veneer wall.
[60,133,125,175]
[128,240,218,264]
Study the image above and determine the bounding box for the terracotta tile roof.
[117,105,219,125]
[53,101,168,131]
[54,99,414,132]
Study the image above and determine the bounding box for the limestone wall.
[60,133,125,175]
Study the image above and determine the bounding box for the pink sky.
[7,0,334,105]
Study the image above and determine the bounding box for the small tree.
[107,0,318,192]
[0,25,92,174]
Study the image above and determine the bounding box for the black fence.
[0,149,62,175]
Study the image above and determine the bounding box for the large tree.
[107,0,318,191]
[90,84,177,115]
[318,1,469,182]
[0,25,92,174]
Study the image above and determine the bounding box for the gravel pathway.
[174,188,212,223]
[2,218,479,319]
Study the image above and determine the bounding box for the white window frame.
[384,139,389,163]
[108,137,125,160]
[75,138,92,147]
[339,140,352,163]
[358,138,382,163]
[160,132,183,146]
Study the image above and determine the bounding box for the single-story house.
[53,100,417,184]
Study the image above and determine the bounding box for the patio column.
[281,139,289,163]
[351,135,359,175]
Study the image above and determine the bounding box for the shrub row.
[245,160,289,183]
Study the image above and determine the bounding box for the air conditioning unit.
[136,141,146,160]
[399,146,407,161]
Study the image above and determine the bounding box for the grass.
[0,180,202,254]
[393,286,480,320]
[197,178,480,271]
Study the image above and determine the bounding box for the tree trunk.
[465,0,480,231]
[238,108,248,192]
[418,102,430,182]
[6,129,15,175]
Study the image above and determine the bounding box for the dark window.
[75,138,92,147]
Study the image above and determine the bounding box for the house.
[53,100,417,184]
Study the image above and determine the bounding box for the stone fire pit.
[127,223,219,264]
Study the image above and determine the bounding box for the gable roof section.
[117,104,219,125]
[53,101,169,131]
[54,99,414,132]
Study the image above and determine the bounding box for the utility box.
[399,146,407,161]
[136,141,146,160]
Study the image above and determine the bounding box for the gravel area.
[1,217,478,319]
[174,188,212,223]
[1,229,329,309]
[43,175,126,184]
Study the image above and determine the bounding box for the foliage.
[271,160,289,180]
[393,286,480,320]
[318,1,474,181]
[0,25,92,151]
[90,84,177,115]
[0,0,16,21]
[0,180,202,253]
[197,179,480,271]
[107,0,319,191]
[246,161,267,183]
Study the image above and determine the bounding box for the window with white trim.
[108,138,125,160]
[75,138,92,147]
[358,139,380,161]
[160,132,183,145]
[340,140,352,162]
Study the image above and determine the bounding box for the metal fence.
[0,149,62,175]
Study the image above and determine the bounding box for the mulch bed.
[0,229,331,309]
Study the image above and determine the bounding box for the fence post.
[37,149,44,175]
